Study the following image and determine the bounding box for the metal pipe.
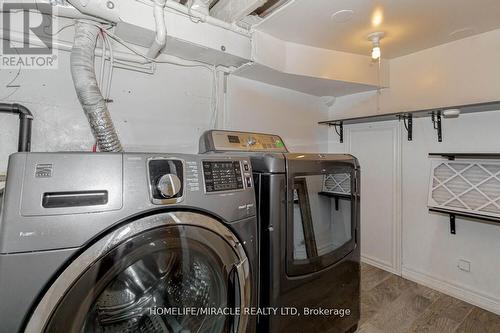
[0,103,33,152]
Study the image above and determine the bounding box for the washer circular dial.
[157,174,181,198]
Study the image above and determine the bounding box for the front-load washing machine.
[200,130,360,333]
[0,152,258,333]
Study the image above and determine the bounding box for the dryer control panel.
[199,130,288,153]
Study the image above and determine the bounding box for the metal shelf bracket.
[431,111,443,142]
[450,214,456,234]
[399,113,413,141]
[429,207,500,234]
[331,122,343,143]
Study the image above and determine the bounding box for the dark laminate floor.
[357,263,500,333]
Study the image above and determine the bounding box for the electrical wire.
[86,22,221,130]
[98,30,107,94]
[84,21,215,69]
[46,22,76,36]
[100,26,211,67]
[102,31,115,101]
[208,66,219,129]
[100,25,220,128]
[376,56,381,112]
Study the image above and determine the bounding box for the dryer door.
[286,155,359,276]
[25,212,251,333]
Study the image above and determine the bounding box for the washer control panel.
[201,130,288,153]
[203,160,252,193]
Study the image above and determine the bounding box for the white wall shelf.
[232,30,390,97]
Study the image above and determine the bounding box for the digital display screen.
[228,135,241,144]
[203,161,243,192]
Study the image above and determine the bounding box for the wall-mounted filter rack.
[319,100,500,143]
[428,153,500,234]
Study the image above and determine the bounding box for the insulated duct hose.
[71,21,123,152]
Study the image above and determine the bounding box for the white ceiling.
[256,0,500,58]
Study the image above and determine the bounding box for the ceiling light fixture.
[367,31,385,60]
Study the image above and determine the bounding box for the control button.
[157,174,182,198]
[243,163,249,171]
[247,137,257,146]
[245,176,252,188]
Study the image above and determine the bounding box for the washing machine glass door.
[25,212,250,333]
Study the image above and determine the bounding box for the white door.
[348,121,402,274]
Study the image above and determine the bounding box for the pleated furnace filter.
[323,173,351,195]
[429,160,500,218]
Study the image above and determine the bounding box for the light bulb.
[371,46,381,60]
[372,8,383,27]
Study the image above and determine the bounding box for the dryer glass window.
[292,174,353,262]
[43,225,243,333]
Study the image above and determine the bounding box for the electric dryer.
[0,152,258,333]
[200,130,360,333]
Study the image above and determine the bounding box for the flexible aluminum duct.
[71,21,123,152]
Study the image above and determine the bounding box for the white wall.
[0,48,328,173]
[402,112,500,314]
[226,75,328,152]
[328,29,500,314]
[0,49,215,172]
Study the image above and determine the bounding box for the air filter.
[428,160,500,218]
[323,173,351,195]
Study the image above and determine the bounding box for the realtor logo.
[1,2,58,69]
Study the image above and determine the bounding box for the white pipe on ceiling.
[162,0,251,36]
[146,0,167,59]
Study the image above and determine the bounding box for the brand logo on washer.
[35,163,53,178]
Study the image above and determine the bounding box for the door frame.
[346,121,402,275]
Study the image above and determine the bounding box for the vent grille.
[429,161,500,218]
[323,173,351,195]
